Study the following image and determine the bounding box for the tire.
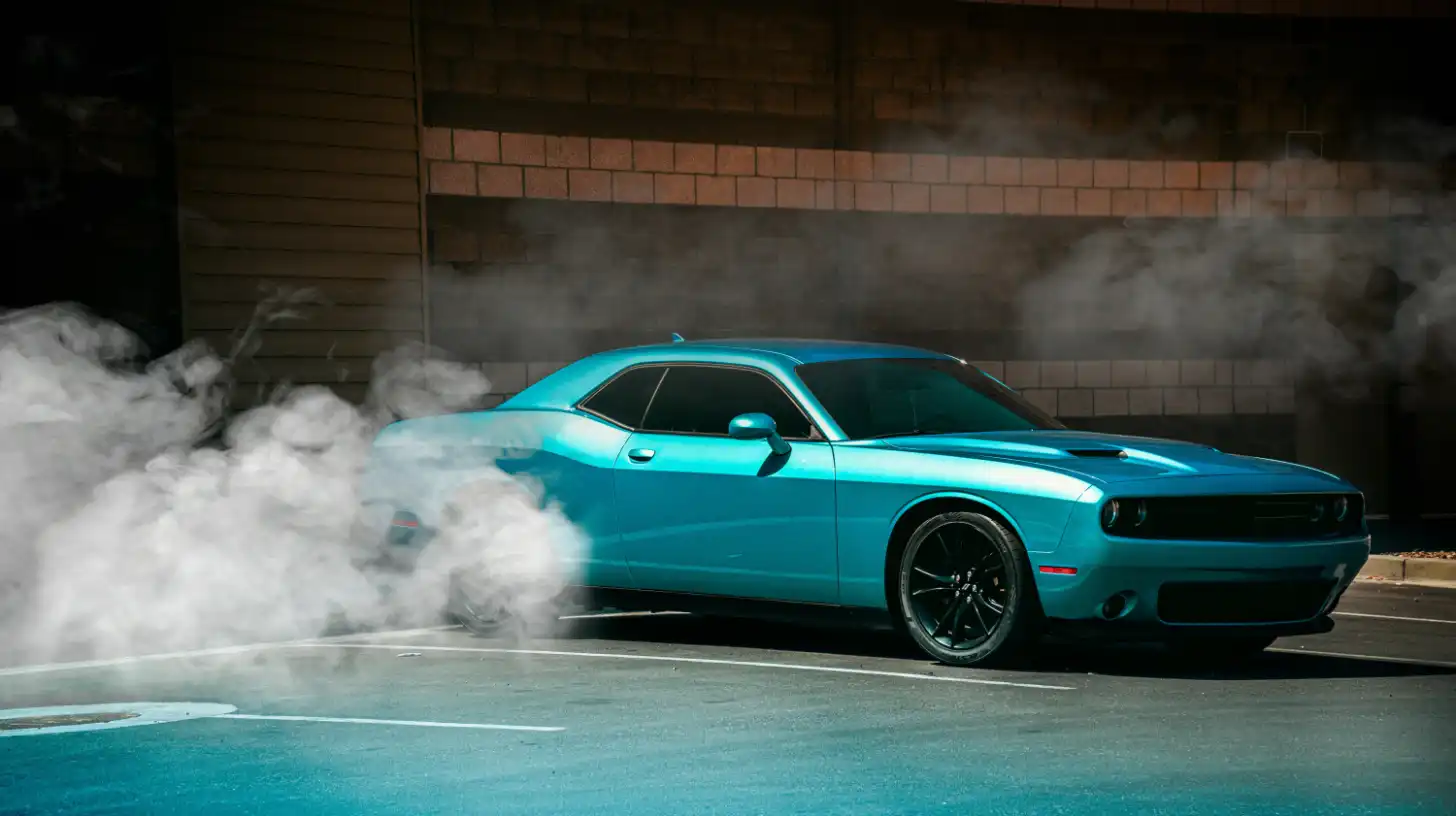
[435,484,572,638]
[447,568,511,636]
[895,510,1041,667]
[446,561,578,638]
[1165,634,1277,662]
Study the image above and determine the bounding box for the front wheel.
[895,511,1041,667]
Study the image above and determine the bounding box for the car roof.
[499,337,962,416]
[622,337,957,365]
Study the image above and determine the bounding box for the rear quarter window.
[579,366,666,428]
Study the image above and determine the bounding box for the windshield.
[794,357,1065,439]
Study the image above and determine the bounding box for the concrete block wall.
[169,0,428,406]
[161,0,1454,513]
[413,0,1453,514]
[418,0,1454,160]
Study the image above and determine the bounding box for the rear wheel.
[448,568,511,635]
[895,511,1040,667]
[435,483,578,638]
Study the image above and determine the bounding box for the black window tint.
[581,366,665,428]
[795,358,1064,439]
[641,366,813,438]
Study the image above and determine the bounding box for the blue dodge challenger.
[362,338,1371,667]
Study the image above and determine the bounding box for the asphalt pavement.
[2,582,1454,816]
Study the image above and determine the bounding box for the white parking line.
[314,643,1078,691]
[1269,647,1456,669]
[559,611,692,620]
[1334,611,1456,625]
[0,626,459,678]
[216,714,563,732]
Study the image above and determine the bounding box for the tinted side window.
[641,366,814,439]
[581,366,665,428]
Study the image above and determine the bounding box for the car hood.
[879,430,1350,490]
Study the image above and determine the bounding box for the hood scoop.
[1065,448,1128,459]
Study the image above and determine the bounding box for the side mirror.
[728,412,791,456]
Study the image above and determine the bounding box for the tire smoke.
[1016,209,1456,389]
[0,301,585,668]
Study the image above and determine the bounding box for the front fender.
[832,443,1093,609]
[886,490,1037,550]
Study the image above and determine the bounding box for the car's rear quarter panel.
[361,408,635,589]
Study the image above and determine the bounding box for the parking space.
[3,583,1454,816]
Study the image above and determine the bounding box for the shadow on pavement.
[1020,643,1456,680]
[547,613,1456,681]
[558,613,922,659]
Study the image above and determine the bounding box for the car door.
[538,363,675,591]
[612,363,839,604]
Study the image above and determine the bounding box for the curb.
[1357,555,1456,586]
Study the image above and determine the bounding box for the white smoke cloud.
[0,301,586,668]
[436,175,1454,397]
[1016,201,1456,388]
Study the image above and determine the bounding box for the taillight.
[386,511,421,545]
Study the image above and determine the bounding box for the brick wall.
[421,0,838,150]
[171,0,428,403]
[972,1,1456,14]
[415,0,1454,514]
[423,126,1440,217]
[419,0,1455,159]
[841,4,1452,160]
[427,187,1315,431]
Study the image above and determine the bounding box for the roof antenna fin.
[670,332,685,343]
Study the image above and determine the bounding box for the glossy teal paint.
[874,430,1348,485]
[364,338,1371,627]
[496,413,639,589]
[727,412,791,455]
[831,441,1092,608]
[361,410,637,589]
[613,431,838,603]
[1035,496,1370,622]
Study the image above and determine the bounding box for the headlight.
[1101,499,1120,530]
[1333,496,1349,522]
[1133,500,1148,527]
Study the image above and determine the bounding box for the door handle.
[627,448,656,463]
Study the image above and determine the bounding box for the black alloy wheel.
[896,511,1040,667]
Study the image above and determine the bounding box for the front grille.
[1104,493,1364,541]
[1157,580,1336,624]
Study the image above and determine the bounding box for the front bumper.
[1032,528,1370,635]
